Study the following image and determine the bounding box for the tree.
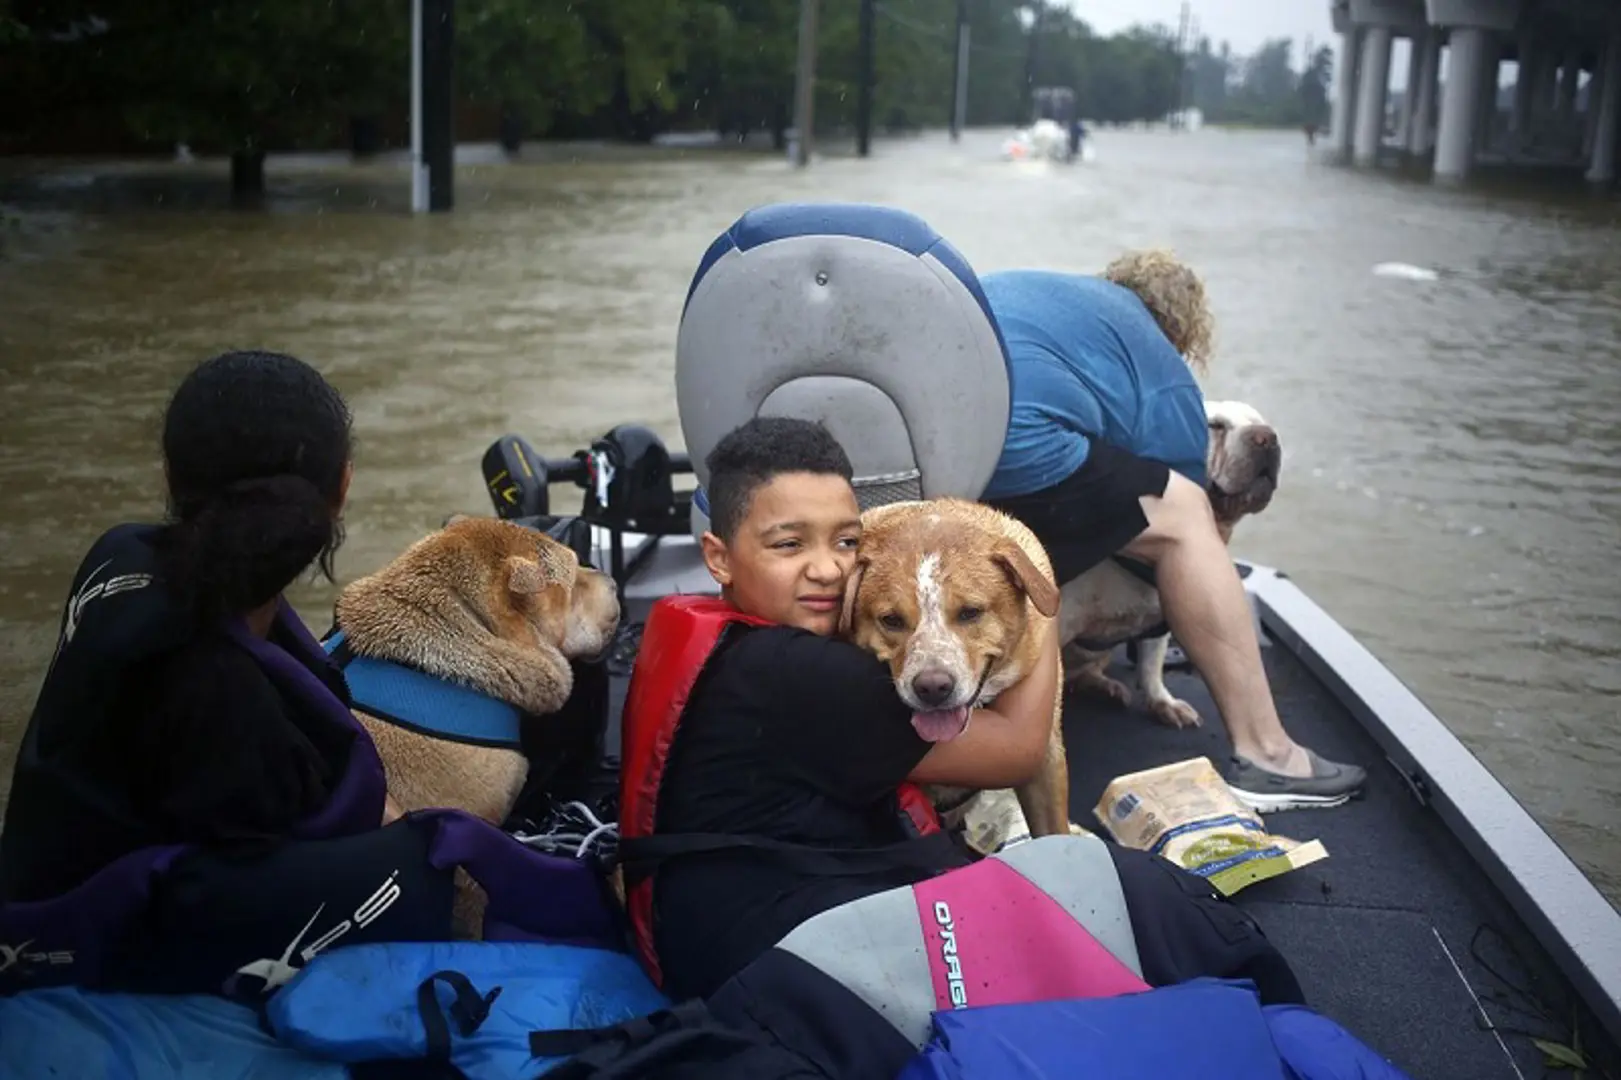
[458,0,606,149]
[680,0,799,145]
[1241,39,1296,111]
[1188,37,1230,117]
[1299,45,1333,131]
[5,0,403,192]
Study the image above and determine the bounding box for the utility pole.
[793,0,819,167]
[950,0,970,141]
[856,0,875,156]
[1171,1,1190,130]
[1187,15,1200,127]
[410,0,456,211]
[1022,2,1042,123]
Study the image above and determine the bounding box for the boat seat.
[676,203,1012,539]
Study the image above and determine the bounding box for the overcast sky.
[1059,0,1338,61]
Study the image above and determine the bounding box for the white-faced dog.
[1057,399,1281,728]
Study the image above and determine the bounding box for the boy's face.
[701,472,862,635]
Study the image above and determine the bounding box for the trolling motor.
[479,426,693,593]
[477,434,594,570]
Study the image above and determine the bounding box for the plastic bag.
[1094,758,1327,895]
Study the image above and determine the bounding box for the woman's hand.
[909,621,1061,789]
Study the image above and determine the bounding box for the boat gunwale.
[1241,559,1621,1050]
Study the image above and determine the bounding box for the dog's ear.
[992,543,1060,618]
[838,558,869,637]
[505,555,545,596]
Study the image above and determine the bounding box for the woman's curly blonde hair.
[1102,249,1214,374]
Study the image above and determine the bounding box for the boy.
[648,416,1059,1001]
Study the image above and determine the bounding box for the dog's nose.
[911,669,957,709]
[1246,426,1278,451]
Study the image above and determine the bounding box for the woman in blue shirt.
[980,251,1364,809]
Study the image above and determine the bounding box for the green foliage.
[0,0,1330,152]
[1189,35,1333,129]
[1,0,402,152]
[458,0,605,132]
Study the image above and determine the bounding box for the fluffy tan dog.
[840,498,1069,840]
[334,516,620,932]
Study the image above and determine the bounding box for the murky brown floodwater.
[1,129,1617,903]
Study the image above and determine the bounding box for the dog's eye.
[956,606,983,623]
[878,613,907,632]
[1208,420,1229,433]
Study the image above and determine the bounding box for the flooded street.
[1,129,1618,902]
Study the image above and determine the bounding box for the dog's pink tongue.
[911,707,970,743]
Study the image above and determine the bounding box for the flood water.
[1,129,1617,903]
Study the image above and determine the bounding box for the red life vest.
[618,594,942,987]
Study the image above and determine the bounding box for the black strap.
[1111,554,1159,587]
[416,970,502,1063]
[531,1000,763,1079]
[328,634,357,667]
[618,828,959,886]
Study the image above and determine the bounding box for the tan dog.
[1058,399,1281,728]
[841,498,1069,839]
[334,517,621,933]
[337,516,621,822]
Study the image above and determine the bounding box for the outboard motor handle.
[482,435,552,520]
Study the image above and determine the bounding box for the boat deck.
[1073,637,1610,1080]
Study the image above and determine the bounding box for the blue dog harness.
[324,631,524,750]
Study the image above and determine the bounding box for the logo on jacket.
[933,900,969,1008]
[0,939,75,979]
[54,558,153,663]
[224,870,401,996]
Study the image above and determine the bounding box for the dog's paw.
[1149,696,1202,729]
[1070,668,1134,707]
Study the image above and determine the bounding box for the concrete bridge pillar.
[1559,55,1582,120]
[1512,33,1539,138]
[1587,30,1621,184]
[1476,40,1502,153]
[1332,27,1363,161]
[1398,37,1424,144]
[1426,0,1523,182]
[1584,59,1606,159]
[1538,53,1561,114]
[1409,29,1441,154]
[1354,26,1395,164]
[1435,27,1494,180]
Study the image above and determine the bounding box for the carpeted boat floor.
[1068,635,1611,1080]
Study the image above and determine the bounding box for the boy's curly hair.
[1102,249,1214,374]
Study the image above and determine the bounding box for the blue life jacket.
[0,986,345,1080]
[981,271,1209,500]
[0,523,620,999]
[896,977,1415,1080]
[267,940,670,1079]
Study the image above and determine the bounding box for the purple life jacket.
[0,524,619,998]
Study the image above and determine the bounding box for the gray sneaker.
[1224,749,1367,812]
